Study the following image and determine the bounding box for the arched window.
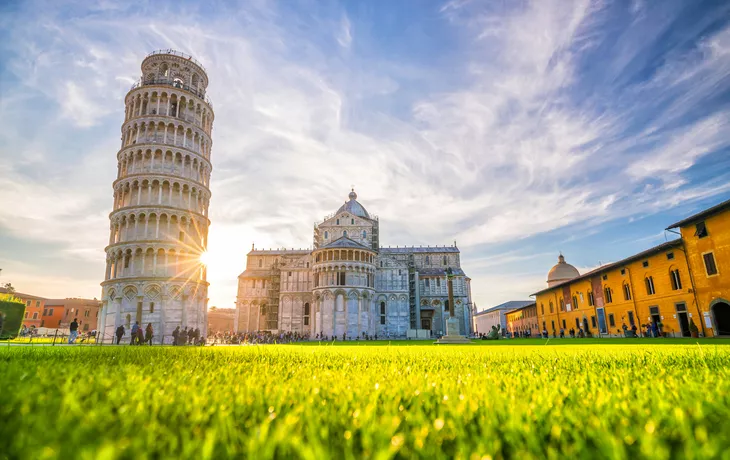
[380,261,384,268]
[645,276,656,295]
[343,230,348,238]
[443,256,447,265]
[670,269,682,290]
[549,301,554,313]
[258,258,263,268]
[336,219,340,225]
[572,296,578,311]
[541,303,544,315]
[351,218,354,224]
[303,303,310,326]
[559,298,564,311]
[380,302,386,325]
[362,230,367,239]
[604,287,613,303]
[425,256,430,265]
[623,283,631,301]
[324,231,329,239]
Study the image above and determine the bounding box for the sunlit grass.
[1,344,729,459]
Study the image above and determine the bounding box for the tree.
[2,283,15,294]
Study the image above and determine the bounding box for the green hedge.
[0,298,26,339]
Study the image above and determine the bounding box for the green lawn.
[2,343,730,459]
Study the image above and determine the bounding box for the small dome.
[337,189,370,218]
[547,254,580,287]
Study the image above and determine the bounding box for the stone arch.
[710,298,730,336]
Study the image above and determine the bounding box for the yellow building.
[666,198,730,336]
[532,197,730,338]
[533,241,699,337]
[505,302,538,336]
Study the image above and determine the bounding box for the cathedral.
[235,190,474,338]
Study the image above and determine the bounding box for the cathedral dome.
[547,254,580,287]
[337,189,370,218]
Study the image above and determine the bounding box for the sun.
[199,251,213,266]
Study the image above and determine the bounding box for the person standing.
[115,325,125,344]
[130,321,140,345]
[145,323,153,345]
[68,318,79,344]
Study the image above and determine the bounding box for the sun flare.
[199,251,212,266]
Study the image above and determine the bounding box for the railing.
[145,49,207,73]
[130,78,213,107]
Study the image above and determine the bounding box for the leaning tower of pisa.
[98,50,214,344]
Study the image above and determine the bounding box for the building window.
[84,310,90,318]
[43,309,47,316]
[608,313,615,328]
[703,252,718,276]
[642,261,649,268]
[336,219,340,225]
[588,291,594,306]
[150,302,155,313]
[645,276,656,295]
[425,256,430,265]
[362,231,366,239]
[179,231,184,241]
[562,319,566,329]
[667,252,675,260]
[36,301,40,307]
[695,222,708,238]
[551,320,555,331]
[26,300,31,307]
[443,256,447,265]
[572,295,578,311]
[337,272,346,286]
[288,272,292,277]
[604,287,613,303]
[620,269,626,275]
[124,255,130,268]
[425,278,430,288]
[32,312,38,319]
[559,298,564,311]
[324,231,328,239]
[591,316,597,328]
[541,303,544,315]
[380,302,386,325]
[602,274,608,281]
[303,303,310,326]
[670,269,682,290]
[575,318,580,329]
[623,283,631,301]
[24,312,28,319]
[258,258,263,268]
[549,301,554,313]
[351,218,354,225]
[251,280,256,288]
[436,278,440,288]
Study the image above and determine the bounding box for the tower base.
[436,317,471,344]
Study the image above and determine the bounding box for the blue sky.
[1,0,730,311]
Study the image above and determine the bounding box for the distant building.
[235,190,473,338]
[0,288,101,332]
[56,298,103,332]
[473,300,533,335]
[0,288,46,329]
[208,307,236,333]
[505,302,538,335]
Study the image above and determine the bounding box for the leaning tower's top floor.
[132,50,211,103]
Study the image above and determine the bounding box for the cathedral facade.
[235,191,473,338]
